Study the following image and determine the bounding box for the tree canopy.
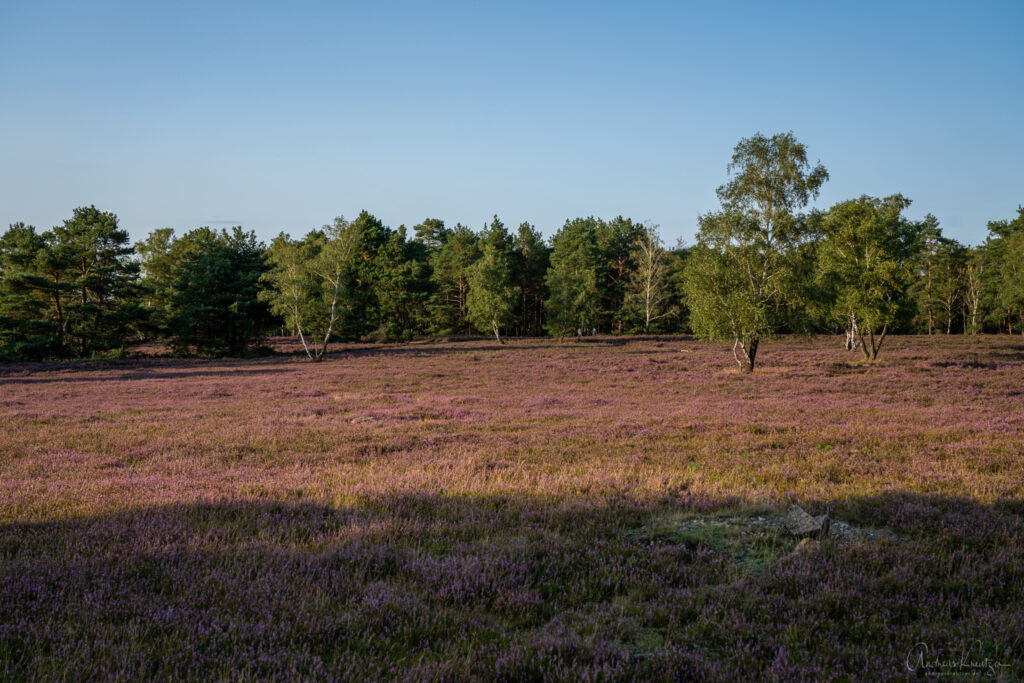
[2,146,1022,364]
[684,132,828,372]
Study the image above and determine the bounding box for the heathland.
[1,335,1022,679]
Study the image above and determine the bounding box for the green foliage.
[981,207,1024,334]
[259,217,360,359]
[0,207,140,359]
[684,229,772,344]
[466,242,520,343]
[816,195,919,359]
[622,223,674,334]
[659,245,691,334]
[544,218,602,338]
[927,237,968,335]
[339,211,392,339]
[478,215,514,257]
[5,194,1024,362]
[0,223,61,359]
[908,214,971,335]
[512,222,550,336]
[962,246,986,334]
[426,222,480,335]
[717,132,829,226]
[684,132,827,372]
[986,205,1024,239]
[595,216,645,332]
[372,226,431,341]
[168,227,274,356]
[50,206,141,355]
[412,217,448,250]
[996,231,1024,332]
[135,227,179,336]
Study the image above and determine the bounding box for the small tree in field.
[683,132,828,373]
[817,195,919,361]
[466,243,519,344]
[260,217,358,361]
[626,223,674,333]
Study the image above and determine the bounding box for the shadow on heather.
[0,337,691,382]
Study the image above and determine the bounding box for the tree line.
[2,132,1022,368]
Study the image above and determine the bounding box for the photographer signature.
[905,641,1012,678]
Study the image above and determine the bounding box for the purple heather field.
[1,335,1022,680]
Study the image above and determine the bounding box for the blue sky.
[1,1,1021,246]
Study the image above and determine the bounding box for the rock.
[783,505,830,538]
[791,538,823,555]
[826,519,896,545]
[813,515,831,537]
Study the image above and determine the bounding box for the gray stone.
[783,505,830,538]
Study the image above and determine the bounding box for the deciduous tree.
[625,223,674,333]
[817,195,919,361]
[684,132,828,372]
[259,217,360,360]
[466,242,520,344]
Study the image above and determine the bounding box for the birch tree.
[963,249,984,335]
[626,223,674,333]
[260,217,358,361]
[683,132,828,373]
[817,195,919,361]
[466,243,519,344]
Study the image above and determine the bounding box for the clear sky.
[2,1,1021,247]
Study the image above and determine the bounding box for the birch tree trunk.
[732,337,759,373]
[845,312,860,351]
[857,324,888,361]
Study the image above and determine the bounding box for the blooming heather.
[1,335,1022,679]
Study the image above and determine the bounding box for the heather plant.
[1,336,1023,678]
